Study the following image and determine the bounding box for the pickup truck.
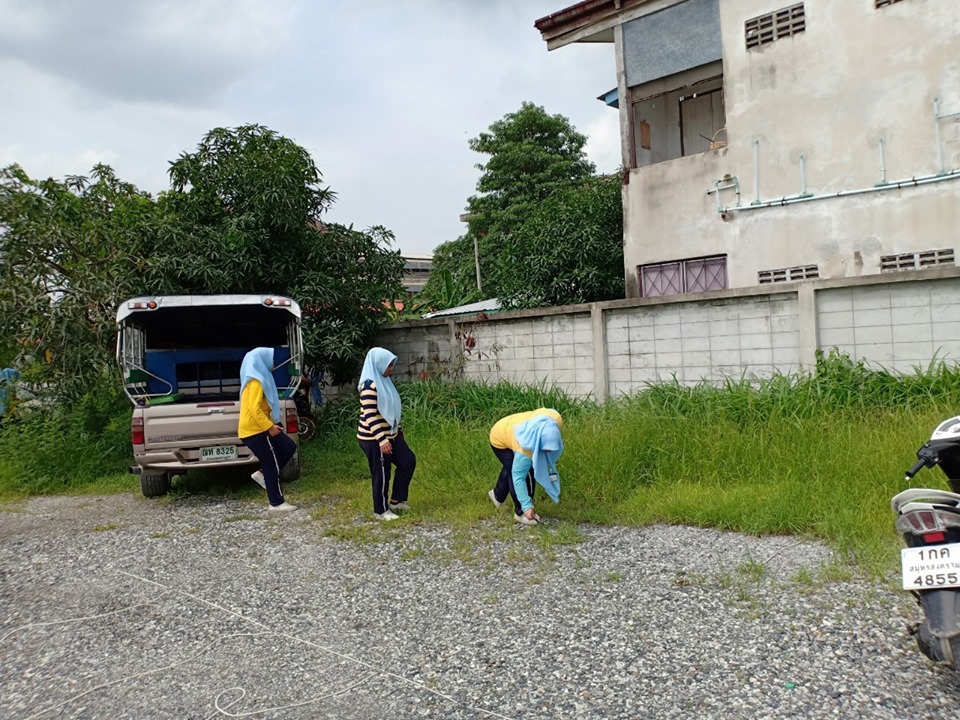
[116,294,303,497]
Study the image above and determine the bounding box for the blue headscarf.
[0,368,21,417]
[514,415,563,503]
[358,347,401,432]
[240,348,281,424]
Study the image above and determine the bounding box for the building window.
[640,255,727,297]
[758,264,819,284]
[881,248,955,272]
[875,0,904,7]
[631,74,726,167]
[745,3,806,49]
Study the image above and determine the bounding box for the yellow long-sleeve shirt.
[489,408,563,456]
[238,379,276,438]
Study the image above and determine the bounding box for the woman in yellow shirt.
[488,408,563,525]
[238,347,297,512]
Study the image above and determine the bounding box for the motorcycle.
[892,415,960,668]
[293,373,317,442]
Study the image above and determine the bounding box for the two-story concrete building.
[536,0,960,298]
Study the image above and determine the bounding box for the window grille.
[875,0,904,7]
[758,264,819,284]
[640,256,727,297]
[745,3,805,49]
[880,248,955,272]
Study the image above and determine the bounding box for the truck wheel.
[140,471,171,497]
[280,451,300,483]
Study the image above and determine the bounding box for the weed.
[792,567,815,588]
[605,571,623,582]
[738,559,766,583]
[92,523,121,532]
[400,547,426,561]
[150,532,170,539]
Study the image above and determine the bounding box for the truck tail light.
[131,417,145,445]
[285,407,299,435]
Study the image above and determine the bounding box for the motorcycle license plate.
[200,445,236,462]
[901,542,960,590]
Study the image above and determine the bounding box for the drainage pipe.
[718,167,960,214]
[707,176,741,211]
[934,99,960,175]
[878,138,887,185]
[752,139,761,204]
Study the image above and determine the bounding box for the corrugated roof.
[421,299,501,319]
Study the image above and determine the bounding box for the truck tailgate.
[143,401,242,447]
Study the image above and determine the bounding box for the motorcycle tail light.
[285,407,298,435]
[923,531,947,544]
[905,510,941,533]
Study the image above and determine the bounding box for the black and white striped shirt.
[356,380,398,442]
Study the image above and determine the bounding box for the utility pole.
[459,212,482,293]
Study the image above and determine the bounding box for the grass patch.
[3,352,959,576]
[92,523,121,532]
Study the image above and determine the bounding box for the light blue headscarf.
[0,368,21,417]
[358,347,401,432]
[240,348,281,424]
[514,415,563,503]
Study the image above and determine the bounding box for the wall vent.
[880,248,955,272]
[745,3,806,49]
[758,264,819,284]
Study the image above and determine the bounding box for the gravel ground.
[1,494,958,720]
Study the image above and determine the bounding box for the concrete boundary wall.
[376,267,960,401]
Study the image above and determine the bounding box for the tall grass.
[0,385,132,496]
[302,351,960,572]
[3,351,958,572]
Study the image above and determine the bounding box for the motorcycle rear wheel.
[298,415,316,442]
[916,622,959,669]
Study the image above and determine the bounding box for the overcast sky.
[0,0,620,257]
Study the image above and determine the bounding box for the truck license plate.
[200,445,236,462]
[901,542,960,590]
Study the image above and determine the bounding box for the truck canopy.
[116,295,303,406]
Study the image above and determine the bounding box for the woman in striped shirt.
[357,347,416,521]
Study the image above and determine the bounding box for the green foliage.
[496,174,624,309]
[0,163,161,398]
[0,377,131,496]
[426,103,598,306]
[0,124,405,395]
[417,267,481,312]
[161,125,405,384]
[467,101,595,242]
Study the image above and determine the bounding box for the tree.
[495,174,624,309]
[161,125,404,383]
[0,124,405,398]
[467,101,595,242]
[426,102,597,305]
[0,163,161,398]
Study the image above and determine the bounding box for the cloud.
[0,0,296,105]
[1,0,622,256]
